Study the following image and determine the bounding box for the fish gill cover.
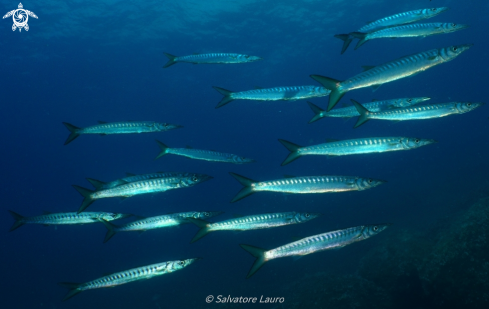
[1,0,489,308]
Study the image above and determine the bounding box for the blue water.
[1,0,488,308]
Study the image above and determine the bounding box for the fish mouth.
[436,7,450,14]
[187,257,202,265]
[200,175,214,182]
[427,139,438,144]
[456,43,474,51]
[456,24,470,30]
[419,97,431,102]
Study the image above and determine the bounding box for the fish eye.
[407,99,412,102]
[451,23,456,27]
[415,139,419,143]
[305,213,310,218]
[467,103,472,107]
[368,179,373,184]
[431,8,436,11]
[373,226,378,231]
[204,212,210,217]
[179,261,185,265]
[192,176,198,181]
[452,47,458,52]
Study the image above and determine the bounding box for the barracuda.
[99,211,223,243]
[58,258,200,301]
[73,174,213,213]
[351,99,485,128]
[86,172,187,190]
[155,140,255,164]
[163,52,262,68]
[187,212,320,243]
[334,7,449,54]
[278,136,436,166]
[7,211,131,232]
[307,97,430,123]
[62,121,182,145]
[228,173,385,203]
[213,85,330,108]
[240,224,390,278]
[351,23,469,50]
[311,44,472,111]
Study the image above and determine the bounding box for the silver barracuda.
[240,224,390,278]
[99,211,223,243]
[351,99,484,128]
[213,86,331,108]
[187,212,321,243]
[86,172,187,191]
[58,258,200,301]
[7,210,131,232]
[73,174,213,213]
[334,7,449,54]
[278,136,436,166]
[311,44,472,111]
[307,97,430,123]
[163,52,262,68]
[155,140,255,164]
[351,23,469,50]
[62,121,182,145]
[228,173,385,203]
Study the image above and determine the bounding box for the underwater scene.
[1,0,488,308]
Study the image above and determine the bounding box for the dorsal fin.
[362,65,375,72]
[371,99,378,102]
[283,175,296,178]
[42,211,52,215]
[125,172,136,177]
[98,121,108,124]
[326,139,339,143]
[232,214,244,218]
[185,145,193,149]
[254,86,264,90]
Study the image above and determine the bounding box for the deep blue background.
[1,0,488,308]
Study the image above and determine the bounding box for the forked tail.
[99,219,119,243]
[306,101,325,123]
[277,139,303,166]
[350,99,372,128]
[213,87,235,108]
[62,122,81,145]
[58,282,83,301]
[163,53,178,68]
[334,33,353,54]
[155,140,170,159]
[186,218,212,243]
[310,75,345,112]
[349,32,369,50]
[8,210,25,232]
[72,186,96,213]
[239,244,269,279]
[228,173,257,203]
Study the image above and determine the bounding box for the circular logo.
[13,9,28,27]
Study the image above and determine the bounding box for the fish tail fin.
[186,218,211,243]
[72,185,95,213]
[86,178,106,190]
[8,210,25,232]
[62,122,80,145]
[239,244,268,279]
[99,219,118,243]
[334,33,353,54]
[278,139,302,166]
[351,99,371,128]
[307,101,325,123]
[213,86,234,108]
[163,53,178,68]
[228,173,257,203]
[155,140,170,159]
[58,282,83,301]
[310,75,345,111]
[350,32,368,50]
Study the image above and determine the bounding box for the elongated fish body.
[99,211,223,243]
[7,211,130,232]
[87,172,187,190]
[307,97,430,123]
[62,121,182,145]
[228,173,385,202]
[311,44,472,111]
[155,140,255,164]
[351,100,484,128]
[213,85,330,108]
[352,23,469,49]
[334,7,450,54]
[163,52,262,68]
[187,212,320,243]
[59,258,199,301]
[278,137,436,165]
[73,174,213,213]
[239,224,390,278]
